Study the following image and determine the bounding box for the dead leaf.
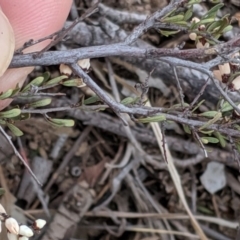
[82,158,109,187]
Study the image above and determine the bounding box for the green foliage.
[183,124,191,134]
[45,116,75,127]
[84,95,101,105]
[28,98,52,108]
[213,132,227,147]
[61,78,86,88]
[138,114,166,123]
[0,89,14,100]
[44,75,68,86]
[22,76,45,92]
[157,1,232,43]
[0,0,238,155]
[121,96,140,105]
[201,136,219,144]
[0,109,21,118]
[199,112,222,130]
[0,72,86,137]
[6,122,23,136]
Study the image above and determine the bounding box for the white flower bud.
[191,17,200,23]
[34,219,46,229]
[189,32,197,41]
[218,63,230,75]
[59,63,72,76]
[204,42,209,48]
[213,70,222,81]
[77,59,90,70]
[232,75,240,90]
[5,217,19,235]
[196,41,209,49]
[19,236,29,240]
[199,24,206,31]
[196,41,204,49]
[19,225,34,237]
[7,232,18,240]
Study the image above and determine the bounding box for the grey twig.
[9,35,240,70]
[20,104,108,114]
[0,126,42,186]
[123,0,184,45]
[173,66,185,107]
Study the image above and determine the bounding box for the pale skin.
[0,0,72,110]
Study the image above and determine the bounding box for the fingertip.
[0,8,15,76]
[0,0,72,50]
[0,0,72,110]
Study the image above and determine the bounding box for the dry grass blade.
[84,211,238,229]
[146,101,208,240]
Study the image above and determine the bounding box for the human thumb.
[0,0,72,110]
[0,9,14,77]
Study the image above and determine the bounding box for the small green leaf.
[28,98,52,108]
[202,3,224,19]
[190,20,199,30]
[201,138,209,144]
[201,137,219,144]
[187,0,202,6]
[84,95,101,105]
[0,119,6,125]
[121,97,136,105]
[199,18,216,25]
[207,20,223,32]
[6,123,23,136]
[161,8,176,19]
[199,112,222,130]
[0,89,14,100]
[222,25,233,33]
[175,21,188,26]
[0,109,21,118]
[197,205,214,215]
[138,114,166,123]
[22,76,44,92]
[191,99,205,113]
[159,29,180,37]
[199,111,219,118]
[221,101,233,112]
[183,124,191,134]
[11,85,21,97]
[184,7,193,21]
[213,131,226,147]
[199,130,214,134]
[45,75,68,86]
[169,102,189,110]
[45,116,75,127]
[42,71,51,83]
[61,79,86,88]
[162,14,184,23]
